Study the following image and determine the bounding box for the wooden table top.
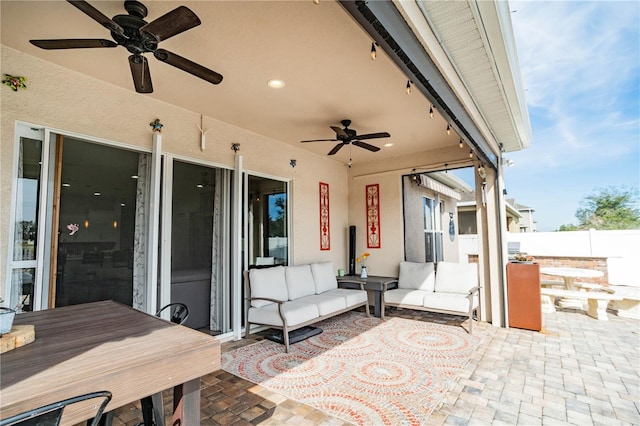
[0,300,220,425]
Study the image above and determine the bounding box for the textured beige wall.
[0,46,350,297]
[346,145,473,277]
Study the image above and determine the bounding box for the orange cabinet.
[506,263,541,331]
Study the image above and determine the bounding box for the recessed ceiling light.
[131,175,139,179]
[62,183,70,187]
[384,143,394,147]
[93,192,101,196]
[267,79,285,89]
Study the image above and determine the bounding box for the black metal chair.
[138,303,190,426]
[0,390,112,426]
[155,302,189,326]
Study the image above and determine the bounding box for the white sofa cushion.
[434,262,478,294]
[384,289,428,306]
[398,261,435,291]
[323,288,368,308]
[248,266,288,308]
[423,292,478,314]
[297,294,347,316]
[310,262,338,294]
[285,265,316,300]
[247,301,320,327]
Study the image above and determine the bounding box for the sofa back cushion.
[285,265,316,300]
[248,266,288,307]
[310,262,338,294]
[434,262,478,294]
[398,261,435,291]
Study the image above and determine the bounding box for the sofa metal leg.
[283,326,290,353]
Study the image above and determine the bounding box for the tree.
[558,186,640,231]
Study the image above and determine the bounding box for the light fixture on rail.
[370,42,377,60]
[405,80,412,94]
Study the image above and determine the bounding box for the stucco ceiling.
[1,1,478,167]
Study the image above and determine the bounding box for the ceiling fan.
[29,0,223,93]
[301,119,390,155]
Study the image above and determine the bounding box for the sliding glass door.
[54,138,142,307]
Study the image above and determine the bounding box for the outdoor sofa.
[381,261,480,333]
[244,262,369,352]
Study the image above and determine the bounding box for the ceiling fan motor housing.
[112,2,157,55]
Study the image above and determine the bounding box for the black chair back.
[155,303,189,325]
[0,391,112,426]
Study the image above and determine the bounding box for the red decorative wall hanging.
[319,182,330,250]
[366,184,381,248]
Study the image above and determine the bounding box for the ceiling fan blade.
[353,141,381,152]
[140,6,201,42]
[328,143,345,156]
[154,49,223,85]
[330,126,349,139]
[30,39,117,50]
[355,132,391,140]
[300,139,339,143]
[129,55,153,93]
[67,0,125,36]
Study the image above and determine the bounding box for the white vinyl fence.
[459,230,640,286]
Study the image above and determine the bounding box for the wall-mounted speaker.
[348,225,356,276]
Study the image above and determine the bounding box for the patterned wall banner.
[319,182,330,250]
[366,184,381,248]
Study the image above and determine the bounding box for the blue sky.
[503,1,639,231]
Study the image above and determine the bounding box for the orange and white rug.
[222,312,481,425]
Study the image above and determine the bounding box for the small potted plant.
[356,252,371,278]
[0,298,16,336]
[513,253,535,264]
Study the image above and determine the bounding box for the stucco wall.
[1,46,350,296]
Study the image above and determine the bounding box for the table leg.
[173,378,201,425]
[557,277,584,309]
[374,290,382,318]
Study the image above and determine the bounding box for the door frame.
[5,122,153,311]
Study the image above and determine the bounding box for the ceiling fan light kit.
[30,0,223,93]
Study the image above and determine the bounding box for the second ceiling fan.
[301,119,390,155]
[29,0,223,93]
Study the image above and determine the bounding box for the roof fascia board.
[396,1,502,154]
[472,1,532,150]
[340,0,498,169]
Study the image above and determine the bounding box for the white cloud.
[509,0,639,172]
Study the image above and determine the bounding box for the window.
[424,197,443,263]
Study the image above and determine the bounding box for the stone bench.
[604,286,640,320]
[541,288,622,320]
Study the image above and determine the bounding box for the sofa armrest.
[246,297,288,325]
[382,279,399,291]
[468,286,481,296]
[246,296,285,305]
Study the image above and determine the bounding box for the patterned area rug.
[222,312,482,425]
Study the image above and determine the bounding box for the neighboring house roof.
[506,199,535,212]
[459,193,523,219]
